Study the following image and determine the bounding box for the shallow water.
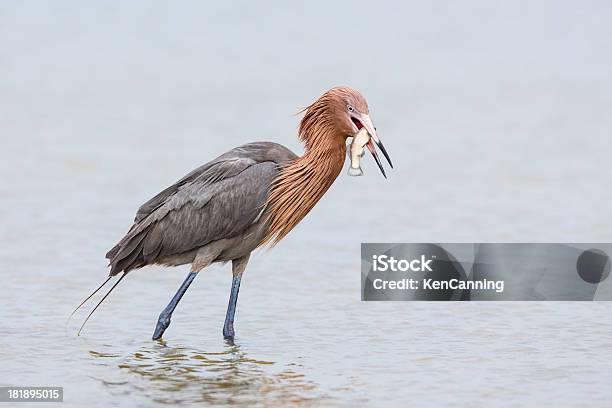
[2,2,612,407]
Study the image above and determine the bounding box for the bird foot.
[152,314,171,340]
[222,324,235,340]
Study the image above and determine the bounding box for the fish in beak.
[348,128,370,176]
[349,112,393,178]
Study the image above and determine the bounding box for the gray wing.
[134,143,276,223]
[106,143,291,275]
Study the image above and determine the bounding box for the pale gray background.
[1,1,612,407]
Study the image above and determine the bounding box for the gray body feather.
[106,142,297,275]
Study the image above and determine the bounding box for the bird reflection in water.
[90,340,329,406]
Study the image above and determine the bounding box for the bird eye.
[348,106,354,112]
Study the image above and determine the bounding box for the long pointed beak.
[366,139,386,178]
[358,114,393,176]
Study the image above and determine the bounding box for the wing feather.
[106,151,281,275]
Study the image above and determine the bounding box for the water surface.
[2,2,612,406]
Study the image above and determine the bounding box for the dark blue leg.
[152,271,197,340]
[223,255,249,339]
[222,274,241,339]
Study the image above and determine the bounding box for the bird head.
[299,87,393,177]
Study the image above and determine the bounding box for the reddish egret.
[74,87,392,340]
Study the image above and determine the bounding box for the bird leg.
[152,247,222,340]
[223,254,250,339]
[152,271,198,340]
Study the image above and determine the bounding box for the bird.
[72,86,392,340]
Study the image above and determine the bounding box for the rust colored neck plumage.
[262,112,346,246]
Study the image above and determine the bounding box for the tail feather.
[105,244,120,261]
[107,227,152,276]
[77,272,127,336]
[66,275,113,328]
[113,231,147,262]
[110,245,144,275]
